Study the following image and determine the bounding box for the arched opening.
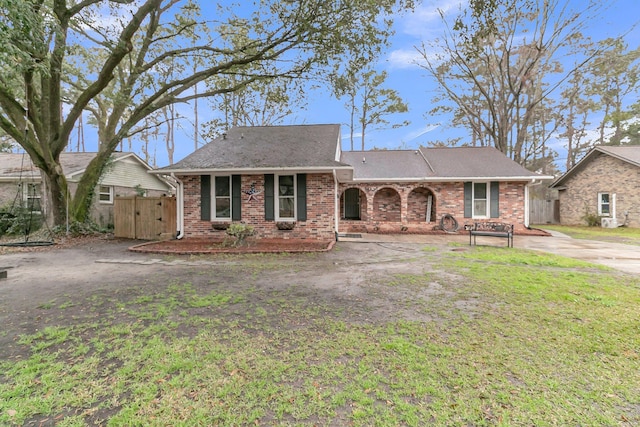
[340,187,367,220]
[407,187,436,223]
[372,187,401,222]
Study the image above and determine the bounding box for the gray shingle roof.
[154,124,548,181]
[342,146,544,181]
[341,150,430,180]
[551,145,640,188]
[421,146,542,179]
[0,152,133,179]
[595,146,640,166]
[158,124,350,172]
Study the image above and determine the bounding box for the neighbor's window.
[22,183,42,213]
[277,175,295,219]
[473,182,488,217]
[99,185,114,204]
[598,192,610,216]
[213,176,231,219]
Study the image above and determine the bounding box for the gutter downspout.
[171,173,184,239]
[524,179,536,228]
[333,169,339,240]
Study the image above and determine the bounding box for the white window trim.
[99,185,114,204]
[211,175,232,220]
[22,183,42,213]
[275,174,296,221]
[472,181,490,219]
[598,192,610,216]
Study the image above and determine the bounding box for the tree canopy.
[417,0,639,173]
[0,0,412,226]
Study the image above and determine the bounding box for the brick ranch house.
[152,124,552,241]
[550,146,640,228]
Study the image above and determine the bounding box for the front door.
[344,188,360,220]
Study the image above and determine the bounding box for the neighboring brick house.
[0,152,174,227]
[153,124,551,241]
[550,146,640,228]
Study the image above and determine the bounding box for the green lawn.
[537,224,640,245]
[2,247,639,426]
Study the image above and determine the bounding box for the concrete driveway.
[339,230,640,275]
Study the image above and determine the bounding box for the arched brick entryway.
[407,187,436,223]
[372,187,401,222]
[340,187,367,220]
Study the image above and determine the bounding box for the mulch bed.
[130,238,335,254]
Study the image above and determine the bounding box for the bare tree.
[417,0,608,169]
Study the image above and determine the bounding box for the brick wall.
[179,176,530,239]
[557,153,640,227]
[180,173,336,240]
[338,181,528,233]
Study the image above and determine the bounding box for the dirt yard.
[0,236,461,361]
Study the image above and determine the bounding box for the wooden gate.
[114,196,176,240]
[529,199,559,225]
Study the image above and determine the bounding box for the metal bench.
[468,222,514,248]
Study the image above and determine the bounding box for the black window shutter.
[232,175,242,221]
[296,173,307,221]
[264,174,274,221]
[463,182,472,218]
[490,181,500,218]
[201,175,211,221]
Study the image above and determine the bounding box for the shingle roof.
[551,145,640,188]
[341,150,428,180]
[342,146,545,181]
[0,152,133,180]
[157,124,351,172]
[421,146,542,179]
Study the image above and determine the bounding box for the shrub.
[224,223,255,247]
[0,206,43,236]
[581,205,601,227]
[50,220,109,237]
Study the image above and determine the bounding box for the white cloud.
[400,0,465,37]
[387,49,423,69]
[404,124,440,142]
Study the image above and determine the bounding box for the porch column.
[400,187,409,224]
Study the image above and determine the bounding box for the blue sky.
[292,0,640,160]
[67,0,639,169]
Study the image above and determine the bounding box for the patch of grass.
[540,224,640,245]
[1,250,640,426]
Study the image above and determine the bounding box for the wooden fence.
[529,199,559,225]
[114,196,176,240]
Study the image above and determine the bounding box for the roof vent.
[222,133,227,140]
[362,157,366,163]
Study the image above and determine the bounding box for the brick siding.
[557,153,640,227]
[180,175,530,240]
[180,173,336,240]
[338,181,528,233]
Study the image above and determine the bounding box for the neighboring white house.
[0,152,174,227]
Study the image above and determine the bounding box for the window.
[99,185,113,204]
[276,175,295,220]
[598,192,610,216]
[23,183,42,213]
[464,181,499,219]
[473,182,488,217]
[213,176,231,219]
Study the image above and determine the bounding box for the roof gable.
[158,124,350,173]
[0,152,161,183]
[551,146,640,188]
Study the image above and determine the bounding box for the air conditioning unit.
[601,217,618,228]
